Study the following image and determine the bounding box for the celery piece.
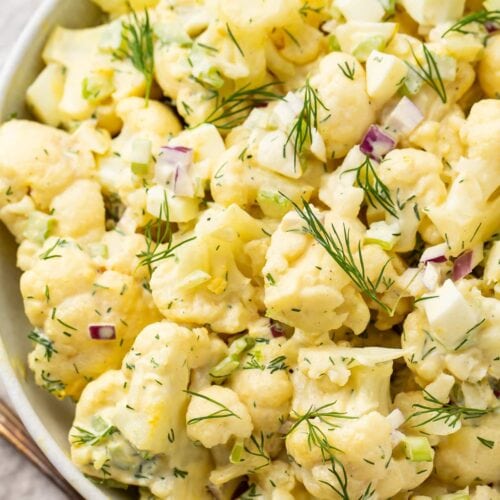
[210,336,256,381]
[328,35,341,52]
[23,212,56,245]
[436,493,470,500]
[353,35,386,62]
[256,190,292,219]
[82,73,115,103]
[155,23,192,47]
[403,436,433,462]
[88,243,109,259]
[230,441,245,463]
[126,137,152,176]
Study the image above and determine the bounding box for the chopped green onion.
[210,336,256,381]
[230,440,245,463]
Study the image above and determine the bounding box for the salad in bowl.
[0,0,499,498]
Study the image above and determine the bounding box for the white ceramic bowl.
[0,1,128,498]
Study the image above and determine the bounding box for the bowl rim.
[0,1,108,498]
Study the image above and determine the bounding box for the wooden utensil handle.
[0,398,83,499]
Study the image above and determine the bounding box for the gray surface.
[0,1,67,498]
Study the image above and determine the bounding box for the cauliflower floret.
[50,179,105,243]
[216,0,300,32]
[376,148,447,252]
[319,146,366,219]
[186,385,253,448]
[286,342,432,499]
[435,413,500,487]
[478,35,500,98]
[70,321,214,499]
[424,101,500,254]
[460,99,500,166]
[151,204,264,333]
[21,238,160,399]
[411,61,475,122]
[288,411,433,499]
[402,280,500,385]
[0,120,96,211]
[292,347,401,416]
[229,338,293,433]
[264,210,397,334]
[410,107,466,164]
[40,21,146,124]
[210,144,316,217]
[310,52,375,159]
[98,97,182,195]
[90,0,159,16]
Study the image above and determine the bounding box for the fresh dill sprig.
[137,192,196,277]
[71,423,118,446]
[442,10,500,37]
[320,459,350,500]
[406,44,447,103]
[284,80,328,170]
[28,329,57,361]
[409,390,493,429]
[288,402,353,499]
[288,402,355,438]
[289,199,393,312]
[116,8,155,105]
[40,370,66,394]
[358,482,376,500]
[204,82,283,130]
[244,432,271,471]
[344,156,398,218]
[337,61,356,80]
[186,390,241,424]
[226,23,244,57]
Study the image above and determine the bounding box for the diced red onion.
[270,320,286,338]
[452,251,473,281]
[485,21,499,34]
[156,146,194,196]
[173,163,195,197]
[89,324,116,340]
[384,97,424,136]
[422,262,442,291]
[160,145,192,158]
[420,243,448,264]
[360,124,396,161]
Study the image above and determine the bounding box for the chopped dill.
[344,156,398,218]
[116,8,155,105]
[410,390,493,428]
[406,44,447,103]
[288,198,393,312]
[137,192,196,277]
[284,80,328,170]
[337,61,356,80]
[205,82,283,130]
[442,10,500,37]
[28,329,57,361]
[185,390,241,424]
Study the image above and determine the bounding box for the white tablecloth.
[1,1,67,498]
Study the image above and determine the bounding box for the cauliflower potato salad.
[1,0,500,498]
